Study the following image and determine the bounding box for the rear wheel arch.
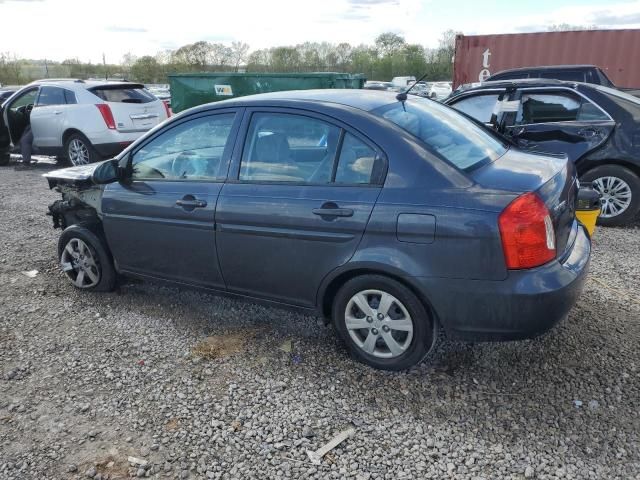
[579,162,640,226]
[319,265,440,328]
[577,158,640,179]
[62,128,84,146]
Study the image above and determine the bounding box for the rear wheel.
[57,225,116,292]
[582,165,640,227]
[332,275,437,371]
[64,133,100,166]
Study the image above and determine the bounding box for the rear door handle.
[53,111,63,115]
[312,202,354,218]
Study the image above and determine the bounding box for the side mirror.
[91,158,121,185]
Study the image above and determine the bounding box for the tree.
[131,56,160,83]
[230,41,250,71]
[375,32,406,57]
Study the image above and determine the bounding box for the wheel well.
[578,159,640,178]
[321,268,439,325]
[62,128,84,146]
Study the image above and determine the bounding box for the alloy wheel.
[68,139,90,166]
[60,238,100,288]
[344,289,414,359]
[592,176,632,218]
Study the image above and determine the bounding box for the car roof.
[491,65,597,75]
[194,89,401,113]
[27,79,142,91]
[455,78,587,92]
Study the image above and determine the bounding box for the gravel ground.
[0,160,639,480]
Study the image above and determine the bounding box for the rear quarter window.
[91,86,155,104]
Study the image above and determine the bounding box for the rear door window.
[91,86,155,104]
[239,112,341,183]
[334,133,382,184]
[36,86,66,106]
[450,93,501,123]
[516,92,610,124]
[63,89,77,104]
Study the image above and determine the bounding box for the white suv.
[0,79,170,166]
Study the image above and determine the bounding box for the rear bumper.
[412,224,591,341]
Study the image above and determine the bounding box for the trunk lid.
[471,148,579,259]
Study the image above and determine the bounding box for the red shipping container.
[453,29,640,89]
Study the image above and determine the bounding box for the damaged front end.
[44,159,120,230]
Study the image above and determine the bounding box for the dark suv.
[446,79,640,226]
[485,65,640,98]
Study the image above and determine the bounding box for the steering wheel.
[171,151,200,178]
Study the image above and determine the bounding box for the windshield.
[371,98,507,170]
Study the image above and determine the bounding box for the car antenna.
[396,73,429,103]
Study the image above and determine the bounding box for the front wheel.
[332,275,437,371]
[64,133,100,166]
[57,225,116,292]
[582,165,640,227]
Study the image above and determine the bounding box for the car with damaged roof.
[445,79,640,226]
[44,89,590,371]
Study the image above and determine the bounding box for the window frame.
[514,87,613,127]
[229,107,388,188]
[127,108,243,183]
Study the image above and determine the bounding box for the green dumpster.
[168,72,366,113]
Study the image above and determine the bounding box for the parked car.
[427,82,453,100]
[44,89,590,371]
[445,78,640,226]
[0,79,170,167]
[364,81,393,91]
[0,86,19,103]
[486,65,640,98]
[391,76,416,89]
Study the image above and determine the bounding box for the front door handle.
[176,195,207,211]
[53,110,63,115]
[312,201,354,218]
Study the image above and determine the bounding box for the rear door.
[216,108,386,307]
[30,86,69,147]
[90,84,166,133]
[102,109,241,288]
[502,88,615,162]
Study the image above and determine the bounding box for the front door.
[2,87,38,145]
[503,89,615,162]
[216,109,386,307]
[102,109,242,289]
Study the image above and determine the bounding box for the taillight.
[162,100,171,118]
[95,104,116,130]
[498,192,556,269]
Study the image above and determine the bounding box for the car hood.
[43,161,108,189]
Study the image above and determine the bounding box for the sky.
[1,0,640,63]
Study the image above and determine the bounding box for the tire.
[581,165,640,227]
[64,133,101,166]
[0,152,9,166]
[332,275,437,371]
[57,225,116,292]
